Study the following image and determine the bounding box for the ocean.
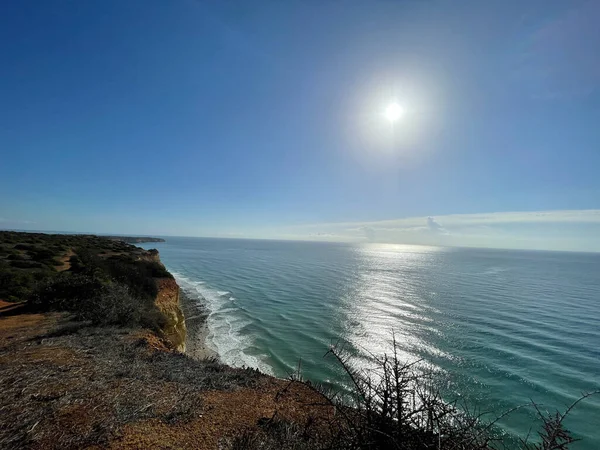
[140,237,600,448]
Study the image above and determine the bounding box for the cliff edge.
[155,277,186,352]
[0,231,330,449]
[137,247,186,352]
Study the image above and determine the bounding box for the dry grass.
[0,314,266,450]
[0,311,335,450]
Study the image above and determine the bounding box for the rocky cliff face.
[138,248,161,263]
[132,249,186,351]
[155,277,187,352]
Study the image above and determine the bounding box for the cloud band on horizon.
[276,209,600,252]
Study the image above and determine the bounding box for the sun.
[384,102,404,122]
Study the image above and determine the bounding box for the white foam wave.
[170,271,273,374]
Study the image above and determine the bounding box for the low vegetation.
[227,340,597,450]
[0,231,171,330]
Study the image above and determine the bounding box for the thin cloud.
[297,209,600,230]
[280,210,600,252]
[360,226,376,241]
[426,216,449,234]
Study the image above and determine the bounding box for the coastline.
[0,231,332,449]
[1,232,593,448]
[179,288,217,360]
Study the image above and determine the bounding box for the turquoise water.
[141,238,600,447]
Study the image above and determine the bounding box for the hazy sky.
[1,1,600,251]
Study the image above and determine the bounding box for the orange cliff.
[139,249,187,352]
[155,277,186,352]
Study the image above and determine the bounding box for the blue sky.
[1,0,600,251]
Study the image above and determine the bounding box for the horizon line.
[2,227,599,255]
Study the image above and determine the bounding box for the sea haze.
[140,237,600,448]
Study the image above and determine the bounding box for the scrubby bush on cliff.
[229,339,593,450]
[71,248,171,301]
[30,273,166,329]
[0,231,173,304]
[0,261,46,302]
[229,341,494,450]
[31,273,105,312]
[74,282,140,326]
[320,341,495,449]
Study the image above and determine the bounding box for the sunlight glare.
[384,102,404,122]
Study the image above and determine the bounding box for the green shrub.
[74,283,143,326]
[0,263,45,301]
[14,243,34,251]
[31,273,105,312]
[44,258,64,267]
[1,231,170,329]
[72,249,170,301]
[31,248,57,261]
[30,273,165,329]
[7,253,27,261]
[10,260,43,269]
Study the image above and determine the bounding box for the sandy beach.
[179,289,218,360]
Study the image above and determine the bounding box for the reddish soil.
[0,299,27,315]
[0,312,333,449]
[55,248,75,272]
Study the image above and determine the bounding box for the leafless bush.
[226,415,321,450]
[228,337,596,450]
[317,337,495,450]
[520,391,599,450]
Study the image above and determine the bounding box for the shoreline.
[179,288,218,360]
[0,231,334,449]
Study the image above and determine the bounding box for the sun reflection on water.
[340,244,450,373]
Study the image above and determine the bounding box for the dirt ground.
[0,312,333,449]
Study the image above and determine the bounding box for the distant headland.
[104,236,166,244]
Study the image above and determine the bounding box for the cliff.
[0,232,330,449]
[155,277,186,352]
[137,248,187,351]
